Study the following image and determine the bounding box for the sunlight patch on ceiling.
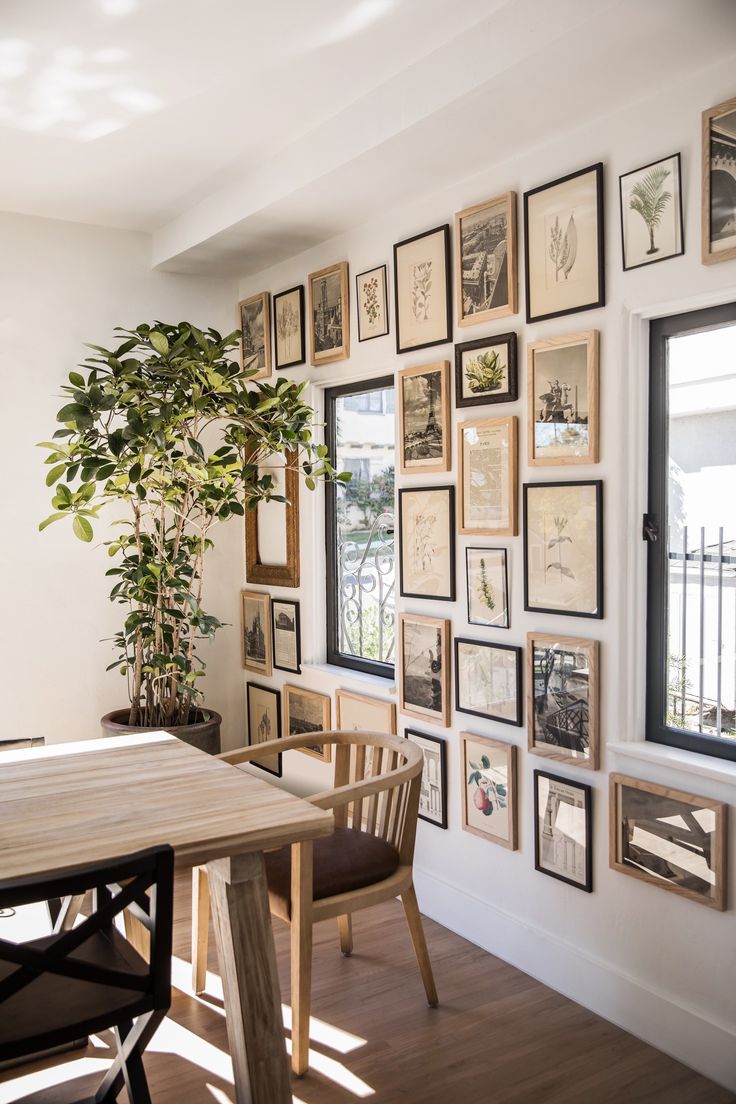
[310,0,394,47]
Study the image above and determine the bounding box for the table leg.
[206,852,291,1104]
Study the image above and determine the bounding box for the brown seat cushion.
[266,828,400,920]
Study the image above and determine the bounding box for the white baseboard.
[413,865,736,1093]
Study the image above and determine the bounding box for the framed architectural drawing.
[335,689,396,734]
[356,264,389,341]
[398,612,451,727]
[245,448,300,587]
[241,590,271,677]
[272,284,305,369]
[455,332,517,409]
[308,261,349,366]
[458,415,518,536]
[461,733,517,850]
[527,331,599,465]
[239,291,271,378]
[534,770,592,892]
[284,685,332,763]
[527,632,599,770]
[398,360,451,474]
[523,480,603,618]
[406,729,448,829]
[619,153,683,271]
[702,95,736,265]
[455,638,522,726]
[271,598,301,674]
[454,191,517,327]
[246,682,281,777]
[393,224,452,354]
[398,485,455,602]
[466,547,509,629]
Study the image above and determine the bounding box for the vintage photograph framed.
[398,612,451,727]
[393,224,452,354]
[406,729,448,829]
[527,331,599,465]
[308,260,349,366]
[271,598,301,675]
[246,682,282,777]
[455,638,522,726]
[454,332,517,409]
[523,480,603,618]
[238,291,271,379]
[527,632,599,770]
[356,264,389,341]
[272,284,305,369]
[610,774,727,910]
[455,191,517,327]
[284,685,332,763]
[466,547,509,629]
[245,448,300,587]
[335,689,396,734]
[702,95,736,265]
[241,590,271,677]
[458,415,518,536]
[398,360,451,474]
[534,770,592,892]
[398,485,455,602]
[619,153,683,271]
[461,733,517,850]
[524,163,604,324]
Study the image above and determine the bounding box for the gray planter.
[100,707,221,756]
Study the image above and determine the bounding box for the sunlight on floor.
[0,1057,111,1103]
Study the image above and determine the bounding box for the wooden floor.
[1,874,732,1104]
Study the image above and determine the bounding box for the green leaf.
[56,403,90,424]
[72,515,93,542]
[305,476,316,491]
[149,330,169,355]
[68,371,85,388]
[38,512,67,531]
[45,463,66,486]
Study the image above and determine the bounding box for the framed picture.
[398,485,455,602]
[356,264,389,341]
[458,415,518,536]
[454,333,517,409]
[245,449,299,587]
[406,729,448,829]
[524,163,604,324]
[246,682,281,777]
[466,547,509,629]
[619,153,683,271]
[241,590,271,677]
[271,598,301,675]
[527,633,599,770]
[393,224,452,354]
[527,331,599,465]
[335,689,396,734]
[283,685,332,763]
[398,360,451,474]
[461,733,517,849]
[273,285,305,369]
[238,291,271,378]
[523,480,603,618]
[534,770,592,892]
[702,95,736,265]
[398,612,451,727]
[455,191,517,327]
[455,638,522,726]
[308,261,349,366]
[610,774,727,910]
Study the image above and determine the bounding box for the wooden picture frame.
[454,332,517,409]
[406,729,448,829]
[238,291,271,379]
[527,632,599,770]
[458,415,518,536]
[702,95,736,265]
[619,153,684,271]
[455,191,517,327]
[398,485,455,602]
[461,733,517,850]
[398,612,451,727]
[271,598,301,675]
[393,224,452,354]
[610,773,727,910]
[246,682,282,776]
[455,638,522,727]
[335,689,397,734]
[245,448,300,587]
[308,261,350,366]
[283,685,332,763]
[273,284,305,370]
[398,360,451,474]
[534,770,592,892]
[523,480,603,619]
[466,547,509,629]
[527,331,599,466]
[356,264,389,341]
[241,590,271,677]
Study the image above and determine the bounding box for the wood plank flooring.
[1,874,732,1104]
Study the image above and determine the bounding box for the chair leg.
[290,841,313,1077]
[338,914,353,956]
[191,865,210,994]
[94,1010,163,1104]
[115,1021,152,1104]
[401,884,438,1007]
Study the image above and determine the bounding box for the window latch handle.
[642,514,658,543]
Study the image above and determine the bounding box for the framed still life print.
[461,733,517,850]
[458,415,518,536]
[271,598,301,675]
[524,163,604,324]
[466,547,509,629]
[527,632,599,770]
[399,486,455,601]
[455,191,517,327]
[619,153,683,271]
[398,612,451,727]
[284,685,332,763]
[308,261,349,366]
[246,682,282,777]
[523,480,603,618]
[534,770,592,892]
[527,331,599,465]
[356,264,389,341]
[272,284,305,369]
[239,291,271,378]
[245,449,300,588]
[335,689,396,734]
[241,590,271,677]
[406,729,448,829]
[393,224,452,354]
[455,332,517,409]
[398,360,451,474]
[455,638,522,726]
[702,95,736,265]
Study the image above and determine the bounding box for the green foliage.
[340,465,395,530]
[464,350,504,395]
[630,166,671,252]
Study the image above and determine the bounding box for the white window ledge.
[608,740,736,790]
[301,662,396,695]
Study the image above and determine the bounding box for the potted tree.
[39,320,343,751]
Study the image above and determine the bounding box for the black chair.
[0,845,174,1103]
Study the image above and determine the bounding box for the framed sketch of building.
[702,95,736,265]
[527,331,599,465]
[356,264,389,341]
[454,191,517,327]
[284,685,332,763]
[272,284,305,369]
[238,291,271,378]
[458,415,518,536]
[271,598,301,674]
[619,153,683,271]
[241,590,272,677]
[406,729,448,829]
[336,689,396,734]
[466,547,509,629]
[534,770,592,892]
[393,224,452,354]
[398,360,451,474]
[455,638,522,726]
[523,480,603,618]
[308,261,349,366]
[455,333,517,409]
[528,633,599,770]
[246,682,282,777]
[461,733,517,849]
[398,485,455,601]
[398,613,451,727]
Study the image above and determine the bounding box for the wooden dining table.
[0,731,334,1104]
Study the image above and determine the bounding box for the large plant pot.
[100,707,221,755]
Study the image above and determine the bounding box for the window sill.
[608,740,736,791]
[301,662,396,695]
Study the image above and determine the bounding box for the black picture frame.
[356,264,389,341]
[246,682,282,777]
[272,284,305,370]
[454,333,517,408]
[619,152,684,272]
[398,485,456,602]
[393,224,452,354]
[271,598,301,675]
[534,769,593,892]
[465,547,509,629]
[454,637,523,726]
[523,163,605,324]
[405,728,448,829]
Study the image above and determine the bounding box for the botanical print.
[461,419,514,533]
[536,773,590,889]
[336,690,396,734]
[400,487,453,600]
[272,599,299,673]
[459,198,509,319]
[546,209,578,286]
[708,107,736,256]
[274,286,304,368]
[356,265,388,340]
[242,592,270,675]
[620,154,682,269]
[239,293,269,378]
[312,270,343,355]
[456,640,520,724]
[402,369,444,466]
[411,261,432,321]
[247,683,280,775]
[530,340,591,461]
[466,548,508,628]
[401,618,445,722]
[394,226,450,352]
[530,636,597,765]
[524,482,601,616]
[463,735,514,845]
[407,730,447,828]
[286,687,330,759]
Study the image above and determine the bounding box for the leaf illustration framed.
[241,590,272,677]
[238,291,271,379]
[398,612,451,727]
[461,733,517,850]
[455,638,522,726]
[399,485,455,601]
[527,632,599,770]
[273,284,305,369]
[356,264,389,341]
[619,153,683,271]
[458,415,518,536]
[702,95,736,265]
[527,331,599,465]
[454,191,517,327]
[398,360,451,474]
[246,682,282,776]
[466,547,509,628]
[523,480,603,618]
[393,224,452,354]
[308,260,349,366]
[406,729,448,829]
[534,770,592,892]
[455,332,517,409]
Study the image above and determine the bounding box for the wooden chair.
[192,729,438,1076]
[0,845,174,1102]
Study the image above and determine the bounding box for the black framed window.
[325,376,395,678]
[646,301,736,761]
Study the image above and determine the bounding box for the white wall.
[234,56,736,1090]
